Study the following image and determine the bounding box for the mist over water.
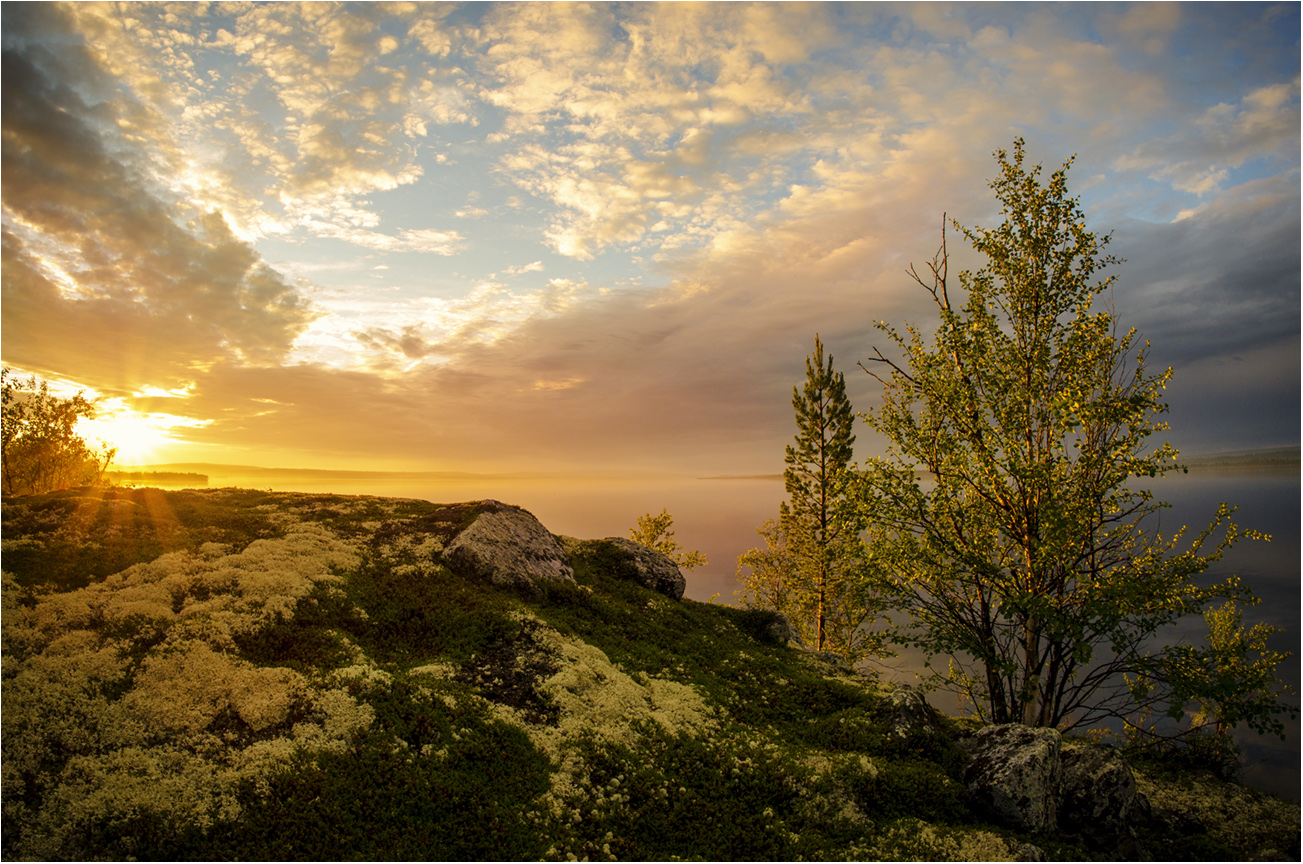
[211,465,1299,800]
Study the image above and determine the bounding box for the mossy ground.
[2,488,1297,861]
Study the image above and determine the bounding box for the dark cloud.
[1,5,315,394]
[1114,188,1300,366]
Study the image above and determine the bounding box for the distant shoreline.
[120,446,1298,486]
[1181,445,1299,469]
[699,446,1300,481]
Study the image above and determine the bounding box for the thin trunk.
[1021,621,1042,726]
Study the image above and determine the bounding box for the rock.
[728,608,800,647]
[1058,742,1138,849]
[963,723,1062,833]
[442,502,575,596]
[601,537,686,600]
[764,612,802,647]
[885,685,940,741]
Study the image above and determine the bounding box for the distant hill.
[2,487,1296,861]
[698,447,1300,482]
[115,462,639,483]
[105,470,208,486]
[114,462,498,481]
[1182,446,1300,469]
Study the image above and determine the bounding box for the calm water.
[214,466,1299,800]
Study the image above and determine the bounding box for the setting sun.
[76,412,204,464]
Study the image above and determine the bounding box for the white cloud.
[1113,79,1300,196]
[503,261,545,276]
[301,223,467,255]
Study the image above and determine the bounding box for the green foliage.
[232,579,357,672]
[628,508,707,570]
[1171,600,1294,738]
[739,336,887,664]
[342,526,521,667]
[1123,599,1295,773]
[842,758,973,823]
[858,139,1276,733]
[542,725,809,861]
[1129,763,1301,861]
[541,540,883,749]
[2,369,116,496]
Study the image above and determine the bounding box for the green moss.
[1132,766,1300,861]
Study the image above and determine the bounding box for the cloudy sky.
[2,2,1298,475]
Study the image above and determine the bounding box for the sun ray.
[76,411,209,465]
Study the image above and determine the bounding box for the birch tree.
[859,140,1287,737]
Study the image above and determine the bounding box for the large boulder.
[1058,742,1139,850]
[963,724,1062,833]
[601,537,686,600]
[442,502,575,596]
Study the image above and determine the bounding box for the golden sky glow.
[2,2,1298,474]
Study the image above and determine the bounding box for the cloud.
[1114,79,1300,197]
[2,10,315,395]
[502,260,545,276]
[301,223,467,255]
[1112,180,1300,367]
[2,2,1296,473]
[55,2,477,246]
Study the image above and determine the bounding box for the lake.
[202,463,1299,800]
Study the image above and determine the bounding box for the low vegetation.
[3,486,1297,861]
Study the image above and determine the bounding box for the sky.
[2,2,1299,476]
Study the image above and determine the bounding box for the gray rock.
[602,537,686,600]
[886,685,940,741]
[1059,742,1138,849]
[963,723,1062,833]
[765,612,803,647]
[442,502,575,596]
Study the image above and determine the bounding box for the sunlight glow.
[78,411,210,464]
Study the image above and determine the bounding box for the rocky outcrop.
[1059,742,1139,851]
[601,537,686,600]
[963,724,1063,833]
[960,724,1147,854]
[441,501,575,596]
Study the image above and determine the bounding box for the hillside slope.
[2,487,1297,861]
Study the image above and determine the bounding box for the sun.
[78,412,170,464]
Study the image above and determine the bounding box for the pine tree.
[782,335,858,652]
